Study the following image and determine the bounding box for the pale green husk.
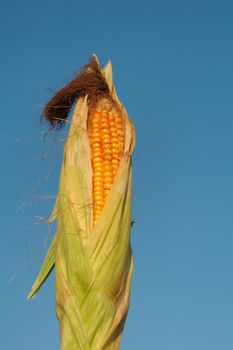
[28,59,136,350]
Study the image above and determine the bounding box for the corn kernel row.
[88,107,125,226]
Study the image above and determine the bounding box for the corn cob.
[28,56,136,350]
[88,105,125,226]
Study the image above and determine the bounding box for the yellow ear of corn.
[28,57,136,350]
[88,104,125,226]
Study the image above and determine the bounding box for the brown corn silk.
[28,56,136,350]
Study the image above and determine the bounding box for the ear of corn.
[28,57,136,350]
[88,104,125,226]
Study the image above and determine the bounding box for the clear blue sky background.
[1,1,233,349]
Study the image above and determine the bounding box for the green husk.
[28,58,136,350]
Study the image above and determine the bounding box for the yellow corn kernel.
[88,106,125,227]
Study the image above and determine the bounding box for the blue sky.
[1,1,233,349]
